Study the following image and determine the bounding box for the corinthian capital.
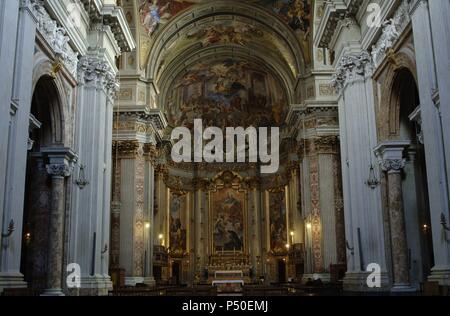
[379,159,406,173]
[77,54,119,99]
[46,164,72,178]
[331,51,373,92]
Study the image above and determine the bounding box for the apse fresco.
[212,189,245,252]
[167,59,286,129]
[169,192,187,254]
[269,190,288,253]
[139,0,201,35]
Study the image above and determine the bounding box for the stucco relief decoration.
[371,1,411,68]
[25,0,79,76]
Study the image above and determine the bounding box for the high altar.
[152,169,306,286]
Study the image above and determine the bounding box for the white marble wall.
[0,0,134,295]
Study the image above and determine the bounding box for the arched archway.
[20,75,66,291]
[388,68,434,288]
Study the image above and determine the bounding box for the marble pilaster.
[411,0,450,285]
[0,0,39,291]
[333,50,390,291]
[69,52,118,295]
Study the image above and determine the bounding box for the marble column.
[43,160,72,296]
[376,141,415,292]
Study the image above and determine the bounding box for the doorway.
[394,69,434,287]
[172,261,181,285]
[277,259,286,283]
[20,76,63,290]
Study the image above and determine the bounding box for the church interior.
[0,0,449,297]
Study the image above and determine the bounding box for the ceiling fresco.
[166,59,287,130]
[138,0,313,70]
[139,0,202,35]
[155,18,298,80]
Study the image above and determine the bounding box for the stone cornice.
[315,0,364,49]
[79,0,135,53]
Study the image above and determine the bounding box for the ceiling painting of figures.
[138,1,312,70]
[166,59,287,130]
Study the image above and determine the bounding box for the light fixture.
[290,231,294,236]
[75,164,89,189]
[365,164,380,189]
[158,234,164,240]
[306,223,312,230]
[145,222,151,229]
[285,244,290,249]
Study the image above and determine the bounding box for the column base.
[428,266,450,286]
[143,277,156,287]
[343,271,390,293]
[41,288,65,296]
[0,272,27,293]
[124,276,144,286]
[390,284,417,293]
[302,273,331,283]
[70,275,113,296]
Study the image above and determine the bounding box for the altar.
[211,270,246,295]
[207,253,252,294]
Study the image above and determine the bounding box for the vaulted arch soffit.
[138,1,311,90]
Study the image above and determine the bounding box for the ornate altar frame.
[208,171,249,256]
[166,177,190,258]
[265,176,290,256]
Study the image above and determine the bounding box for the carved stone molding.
[314,136,340,154]
[112,140,142,159]
[371,1,411,68]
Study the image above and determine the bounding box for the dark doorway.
[20,76,62,290]
[172,261,181,285]
[277,259,286,283]
[396,69,434,286]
